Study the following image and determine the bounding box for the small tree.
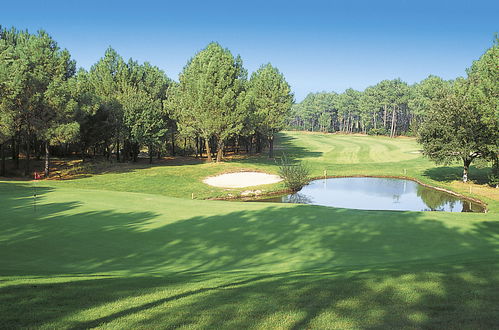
[418,38,498,183]
[278,154,310,191]
[418,79,492,182]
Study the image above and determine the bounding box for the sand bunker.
[203,171,282,188]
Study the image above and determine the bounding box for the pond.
[256,177,485,212]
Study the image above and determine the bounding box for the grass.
[1,131,499,328]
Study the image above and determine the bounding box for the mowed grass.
[41,131,498,203]
[1,131,499,328]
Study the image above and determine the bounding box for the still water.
[258,177,485,212]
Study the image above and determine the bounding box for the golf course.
[1,132,498,328]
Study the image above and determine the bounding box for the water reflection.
[255,177,485,213]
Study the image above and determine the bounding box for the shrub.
[488,160,499,188]
[277,154,310,191]
[489,173,499,188]
[367,128,389,136]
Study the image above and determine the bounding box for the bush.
[488,161,499,188]
[489,173,499,188]
[277,154,310,191]
[367,128,389,136]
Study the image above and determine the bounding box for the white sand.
[203,171,282,188]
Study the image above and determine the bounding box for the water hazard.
[257,177,485,212]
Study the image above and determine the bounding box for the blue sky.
[1,0,497,101]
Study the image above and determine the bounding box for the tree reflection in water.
[416,185,458,211]
[282,193,313,204]
[252,178,485,213]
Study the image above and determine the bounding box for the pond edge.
[213,174,488,213]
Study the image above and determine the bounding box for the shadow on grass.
[55,156,207,180]
[0,133,320,182]
[1,182,498,328]
[423,165,492,184]
[236,132,323,166]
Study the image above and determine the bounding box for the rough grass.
[1,131,498,328]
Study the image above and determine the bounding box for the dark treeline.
[0,27,293,177]
[289,76,450,137]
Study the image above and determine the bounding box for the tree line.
[0,27,293,177]
[289,76,448,137]
[289,38,498,183]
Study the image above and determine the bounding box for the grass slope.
[1,132,498,328]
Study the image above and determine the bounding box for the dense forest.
[0,27,292,177]
[289,77,447,136]
[0,26,497,183]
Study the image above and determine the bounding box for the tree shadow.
[234,133,323,167]
[54,156,206,180]
[1,182,499,328]
[423,165,492,184]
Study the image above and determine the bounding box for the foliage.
[489,158,499,188]
[247,63,293,157]
[277,153,310,191]
[418,79,489,182]
[167,42,247,162]
[367,127,389,136]
[418,38,498,182]
[318,111,332,132]
[289,79,412,137]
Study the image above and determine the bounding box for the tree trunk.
[200,138,205,155]
[0,143,5,176]
[44,141,50,178]
[24,136,31,177]
[13,136,19,169]
[183,138,187,156]
[216,139,224,162]
[204,138,212,162]
[268,134,274,158]
[35,138,42,161]
[390,105,397,138]
[170,130,176,156]
[149,144,153,164]
[383,104,387,128]
[132,143,138,162]
[11,137,16,161]
[116,138,120,162]
[463,158,472,182]
[105,141,111,160]
[194,137,199,158]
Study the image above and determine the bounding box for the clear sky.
[1,0,497,101]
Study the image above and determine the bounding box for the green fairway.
[1,132,499,328]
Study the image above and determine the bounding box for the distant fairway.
[1,132,498,328]
[280,131,420,164]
